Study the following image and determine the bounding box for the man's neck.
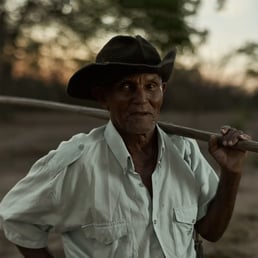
[120,129,158,156]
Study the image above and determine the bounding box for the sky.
[188,0,258,91]
[196,0,258,59]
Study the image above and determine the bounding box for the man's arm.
[195,168,241,241]
[195,126,250,242]
[16,245,54,258]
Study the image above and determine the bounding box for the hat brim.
[67,49,176,100]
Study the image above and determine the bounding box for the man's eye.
[146,82,159,90]
[118,82,132,91]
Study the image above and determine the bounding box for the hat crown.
[96,35,161,65]
[68,34,176,100]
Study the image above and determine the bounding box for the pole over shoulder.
[0,96,257,153]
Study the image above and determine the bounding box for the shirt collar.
[104,121,131,174]
[104,120,165,174]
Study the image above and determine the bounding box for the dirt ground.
[0,109,258,258]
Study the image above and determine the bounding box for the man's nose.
[132,86,148,103]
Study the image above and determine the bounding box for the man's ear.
[162,82,167,93]
[92,86,109,110]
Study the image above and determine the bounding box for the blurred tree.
[0,0,225,95]
[163,65,250,111]
[236,42,258,79]
[219,41,258,92]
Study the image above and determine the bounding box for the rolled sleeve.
[2,221,49,248]
[186,139,219,220]
[0,154,56,248]
[0,134,85,248]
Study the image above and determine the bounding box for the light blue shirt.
[0,120,218,258]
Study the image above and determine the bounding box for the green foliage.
[0,0,208,87]
[237,42,258,57]
[4,0,252,113]
[220,41,258,87]
[117,0,205,51]
[215,0,227,10]
[236,42,258,78]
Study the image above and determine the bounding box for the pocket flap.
[82,222,128,245]
[174,206,197,224]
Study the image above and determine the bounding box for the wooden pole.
[1,96,258,153]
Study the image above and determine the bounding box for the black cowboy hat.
[67,35,177,100]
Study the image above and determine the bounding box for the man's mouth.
[129,112,151,116]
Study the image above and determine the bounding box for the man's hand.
[209,125,251,174]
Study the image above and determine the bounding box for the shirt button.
[78,144,84,150]
[153,219,157,225]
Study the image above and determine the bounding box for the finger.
[223,128,251,146]
[208,134,219,153]
[220,125,231,135]
[222,129,250,146]
[239,133,252,141]
[221,128,238,146]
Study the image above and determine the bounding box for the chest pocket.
[82,222,128,244]
[172,206,197,257]
[81,222,133,258]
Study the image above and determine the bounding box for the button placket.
[151,168,161,231]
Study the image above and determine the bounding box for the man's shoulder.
[162,131,198,154]
[54,125,106,159]
[31,125,106,175]
[59,125,106,150]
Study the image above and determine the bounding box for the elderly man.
[0,35,250,258]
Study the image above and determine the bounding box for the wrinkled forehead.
[115,73,162,84]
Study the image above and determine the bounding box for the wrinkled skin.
[209,126,250,174]
[100,73,166,136]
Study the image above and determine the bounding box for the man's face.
[101,73,167,135]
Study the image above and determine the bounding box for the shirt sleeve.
[0,134,85,248]
[183,138,219,221]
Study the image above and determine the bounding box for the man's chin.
[125,123,156,135]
